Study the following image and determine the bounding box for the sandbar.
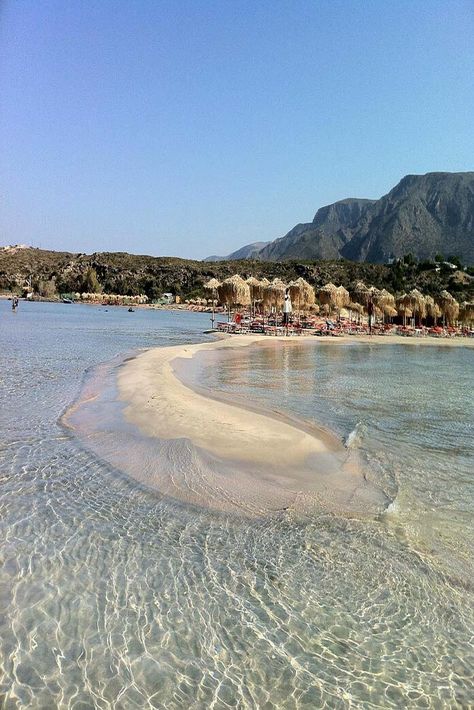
[116,335,391,517]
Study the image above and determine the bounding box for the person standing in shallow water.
[283,288,292,329]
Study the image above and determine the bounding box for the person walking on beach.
[283,288,292,331]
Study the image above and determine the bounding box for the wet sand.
[309,332,474,347]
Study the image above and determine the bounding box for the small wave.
[384,498,400,515]
[345,422,364,448]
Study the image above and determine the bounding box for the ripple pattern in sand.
[1,433,474,708]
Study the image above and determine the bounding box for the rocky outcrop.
[247,173,474,264]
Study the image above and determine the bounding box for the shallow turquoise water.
[1,302,473,708]
[195,340,474,578]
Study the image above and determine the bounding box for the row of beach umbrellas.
[76,292,149,304]
[204,276,474,327]
[204,275,315,311]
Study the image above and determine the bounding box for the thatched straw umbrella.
[444,298,459,327]
[289,277,315,320]
[424,296,442,326]
[424,295,435,323]
[348,301,362,313]
[384,305,398,322]
[374,288,395,324]
[350,281,376,330]
[432,303,442,325]
[347,301,362,324]
[300,278,316,309]
[204,277,221,292]
[246,277,265,317]
[263,278,286,324]
[335,285,350,319]
[246,276,264,300]
[318,283,338,316]
[400,306,413,324]
[378,288,395,307]
[459,302,474,328]
[204,277,221,328]
[351,281,370,308]
[436,290,453,313]
[218,275,251,322]
[396,294,412,327]
[436,290,459,327]
[335,285,349,305]
[288,280,301,317]
[406,289,426,326]
[256,278,270,320]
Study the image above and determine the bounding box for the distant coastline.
[1,246,472,308]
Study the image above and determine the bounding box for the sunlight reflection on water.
[1,303,473,708]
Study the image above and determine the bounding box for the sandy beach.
[305,332,474,347]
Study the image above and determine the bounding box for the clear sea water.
[1,301,473,709]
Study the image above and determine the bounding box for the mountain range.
[207,172,474,264]
[204,241,270,262]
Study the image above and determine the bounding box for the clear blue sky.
[1,0,473,259]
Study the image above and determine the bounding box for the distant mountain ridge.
[204,241,270,262]
[258,198,376,262]
[212,173,474,264]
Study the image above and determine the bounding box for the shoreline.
[116,334,390,517]
[3,297,473,345]
[63,329,473,517]
[4,296,472,345]
[257,332,474,348]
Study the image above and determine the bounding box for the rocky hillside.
[1,247,472,303]
[342,172,474,263]
[236,173,474,264]
[259,199,375,261]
